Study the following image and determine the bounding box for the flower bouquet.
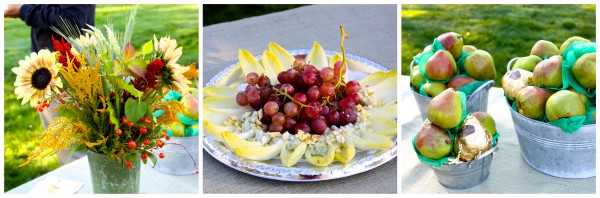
[13,9,196,193]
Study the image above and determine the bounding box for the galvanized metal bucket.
[506,57,596,178]
[153,136,199,175]
[432,146,499,189]
[411,59,493,120]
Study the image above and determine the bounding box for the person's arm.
[4,4,22,18]
[19,4,94,30]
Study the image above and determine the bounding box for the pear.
[423,44,432,52]
[454,115,492,162]
[471,112,497,136]
[423,82,447,97]
[426,88,463,129]
[516,86,555,119]
[410,67,426,90]
[463,45,477,53]
[560,36,590,53]
[513,55,542,71]
[447,76,476,90]
[532,55,563,88]
[572,53,596,89]
[437,32,464,59]
[465,50,497,80]
[530,40,559,58]
[545,90,586,122]
[415,121,453,160]
[502,69,533,101]
[425,50,457,81]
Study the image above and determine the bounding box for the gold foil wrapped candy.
[454,115,492,161]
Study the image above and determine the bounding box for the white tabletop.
[6,156,199,194]
[399,75,596,193]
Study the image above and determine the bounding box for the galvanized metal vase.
[153,136,198,175]
[86,150,140,194]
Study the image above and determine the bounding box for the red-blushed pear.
[572,53,596,89]
[560,36,590,54]
[426,88,463,129]
[464,50,496,80]
[425,50,457,81]
[437,32,464,59]
[423,82,446,97]
[447,76,476,90]
[410,66,426,90]
[530,40,559,58]
[471,112,497,136]
[532,55,563,88]
[416,121,453,160]
[545,90,586,122]
[516,86,555,120]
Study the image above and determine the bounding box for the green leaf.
[142,40,153,55]
[148,152,158,168]
[116,78,143,98]
[106,100,120,129]
[128,57,148,78]
[125,98,148,124]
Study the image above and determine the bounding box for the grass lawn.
[401,4,596,87]
[3,4,198,192]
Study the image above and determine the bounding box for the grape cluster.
[235,59,362,135]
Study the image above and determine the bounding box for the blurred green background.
[402,4,596,87]
[3,4,198,192]
[203,5,305,26]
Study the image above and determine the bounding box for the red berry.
[139,127,147,134]
[126,121,133,127]
[128,140,136,149]
[156,139,164,148]
[116,129,122,136]
[196,170,199,174]
[141,153,148,160]
[161,129,167,137]
[126,161,132,169]
[166,136,171,141]
[144,118,152,124]
[143,139,149,145]
[159,153,165,159]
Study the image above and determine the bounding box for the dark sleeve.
[19,4,94,31]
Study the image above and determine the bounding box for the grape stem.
[273,88,313,108]
[334,25,349,90]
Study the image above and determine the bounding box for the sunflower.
[12,49,63,107]
[154,35,192,94]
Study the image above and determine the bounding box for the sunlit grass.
[3,4,198,192]
[401,4,596,87]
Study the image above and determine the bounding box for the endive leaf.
[238,49,265,76]
[203,97,240,110]
[203,120,226,142]
[367,103,397,120]
[280,142,307,167]
[306,41,328,70]
[261,50,286,84]
[353,132,393,150]
[367,75,398,105]
[233,140,284,161]
[360,70,397,88]
[268,42,295,69]
[222,131,262,151]
[334,141,356,163]
[368,117,397,136]
[304,143,335,166]
[203,86,238,99]
[202,107,248,125]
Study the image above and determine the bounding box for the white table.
[6,156,199,194]
[399,75,596,193]
[203,4,397,193]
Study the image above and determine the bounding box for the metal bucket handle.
[506,57,521,72]
[467,80,494,100]
[465,145,499,168]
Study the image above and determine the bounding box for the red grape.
[280,84,295,95]
[247,72,259,85]
[320,67,334,82]
[250,101,263,110]
[319,82,335,97]
[293,93,308,104]
[321,105,330,116]
[305,65,317,73]
[348,93,361,104]
[340,108,357,124]
[267,96,282,106]
[311,116,328,134]
[272,112,286,126]
[303,70,317,85]
[261,110,272,125]
[306,85,321,101]
[294,121,311,134]
[259,86,273,100]
[284,102,299,117]
[236,92,248,106]
[306,101,322,119]
[287,69,298,83]
[339,97,356,110]
[284,116,297,129]
[327,110,340,125]
[246,87,261,104]
[269,123,284,133]
[345,80,360,95]
[264,101,279,116]
[293,59,306,71]
[298,108,310,121]
[333,61,347,75]
[277,72,287,84]
[257,75,271,87]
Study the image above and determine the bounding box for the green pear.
[426,88,463,129]
[513,55,542,71]
[532,55,563,88]
[568,87,588,104]
[423,82,447,97]
[437,32,464,59]
[410,66,426,90]
[423,44,432,52]
[454,115,492,162]
[425,50,457,81]
[416,121,453,160]
[516,86,554,119]
[502,69,533,101]
[465,50,496,80]
[471,112,497,136]
[530,40,559,58]
[572,53,596,89]
[463,45,477,53]
[560,36,590,53]
[447,76,475,90]
[545,90,586,122]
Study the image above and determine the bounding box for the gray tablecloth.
[203,4,397,194]
[400,75,596,193]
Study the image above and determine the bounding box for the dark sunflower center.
[31,68,52,90]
